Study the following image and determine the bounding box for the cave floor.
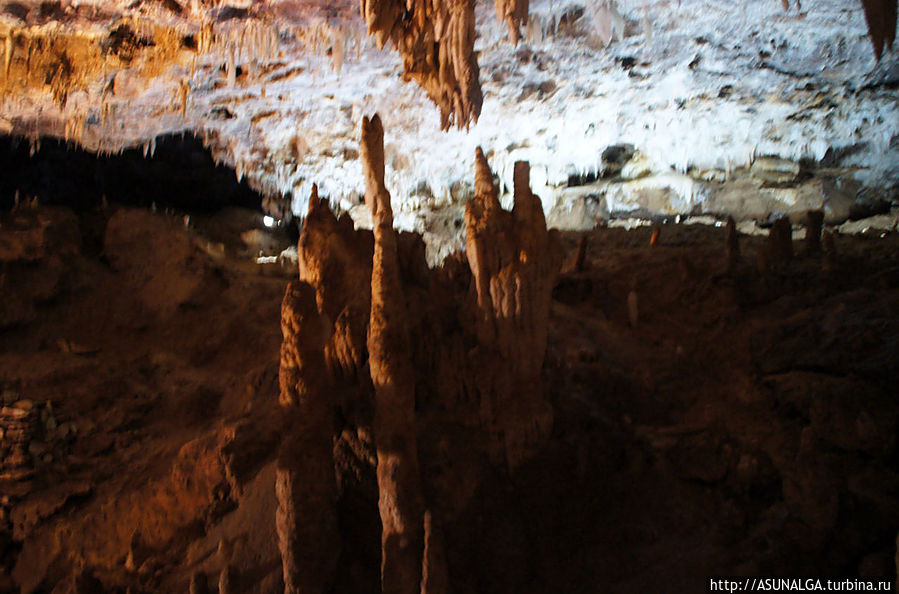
[1,205,897,593]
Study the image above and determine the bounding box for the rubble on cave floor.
[1,191,898,591]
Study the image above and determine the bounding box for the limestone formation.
[768,217,793,266]
[822,229,837,271]
[0,405,36,481]
[421,510,449,594]
[298,185,373,384]
[805,210,824,255]
[287,115,561,592]
[189,572,211,594]
[650,226,661,247]
[359,0,482,129]
[627,289,639,328]
[465,152,560,468]
[363,114,426,594]
[574,235,588,272]
[276,280,340,594]
[860,0,897,59]
[495,0,529,45]
[725,216,739,270]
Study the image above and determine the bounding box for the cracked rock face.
[0,0,897,255]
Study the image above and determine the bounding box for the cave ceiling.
[0,0,897,245]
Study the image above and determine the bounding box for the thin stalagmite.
[363,114,426,594]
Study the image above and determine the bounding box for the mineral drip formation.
[278,113,562,592]
[276,276,340,594]
[359,0,482,129]
[364,114,427,594]
[494,0,529,44]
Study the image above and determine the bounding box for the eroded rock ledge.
[277,113,561,591]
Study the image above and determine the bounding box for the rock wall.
[278,113,562,591]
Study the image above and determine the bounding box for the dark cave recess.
[0,133,276,215]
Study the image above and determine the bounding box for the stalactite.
[332,26,346,74]
[178,79,190,119]
[358,0,482,129]
[494,0,528,45]
[363,114,426,594]
[859,0,897,59]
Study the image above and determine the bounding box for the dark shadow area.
[0,133,264,213]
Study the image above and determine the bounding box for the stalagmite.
[495,0,529,44]
[627,289,639,327]
[276,275,340,594]
[363,114,425,594]
[4,32,12,79]
[288,119,562,590]
[420,511,449,594]
[650,226,661,247]
[805,210,824,255]
[465,150,560,469]
[189,572,211,594]
[822,229,837,272]
[574,235,588,272]
[725,216,739,270]
[218,564,233,594]
[768,217,793,266]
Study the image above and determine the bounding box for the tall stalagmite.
[363,114,426,594]
[275,277,340,594]
[358,0,482,129]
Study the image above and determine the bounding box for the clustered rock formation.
[276,113,562,591]
[359,0,482,129]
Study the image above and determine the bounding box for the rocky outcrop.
[276,280,340,594]
[359,0,482,129]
